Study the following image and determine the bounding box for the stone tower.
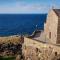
[44,9,60,44]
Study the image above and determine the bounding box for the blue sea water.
[0,14,47,36]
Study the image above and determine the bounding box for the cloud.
[0,1,50,14]
[0,0,60,14]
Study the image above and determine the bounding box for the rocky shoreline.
[0,35,24,60]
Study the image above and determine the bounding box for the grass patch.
[0,56,15,60]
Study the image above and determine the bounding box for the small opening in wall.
[57,59,60,60]
[49,32,51,39]
[55,52,57,56]
[36,48,38,53]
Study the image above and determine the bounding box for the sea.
[0,14,47,36]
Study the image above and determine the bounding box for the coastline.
[0,29,42,44]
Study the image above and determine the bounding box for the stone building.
[44,9,60,44]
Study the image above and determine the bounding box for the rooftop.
[53,9,60,17]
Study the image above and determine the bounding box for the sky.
[0,0,60,14]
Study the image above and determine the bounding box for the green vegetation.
[0,56,15,60]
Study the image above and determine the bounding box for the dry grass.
[0,35,21,44]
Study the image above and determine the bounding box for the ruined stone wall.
[44,10,58,44]
[23,37,45,48]
[23,37,60,53]
[22,37,60,60]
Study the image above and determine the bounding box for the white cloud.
[0,2,50,14]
